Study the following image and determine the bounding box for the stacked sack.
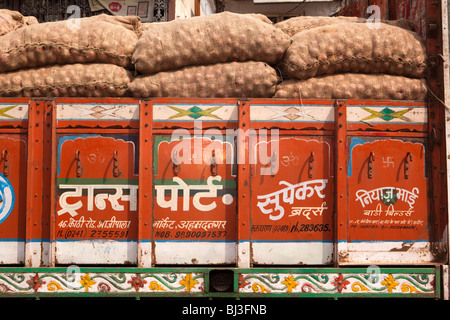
[0,11,428,101]
[0,9,38,36]
[274,16,427,100]
[0,13,139,97]
[274,15,416,37]
[129,12,290,98]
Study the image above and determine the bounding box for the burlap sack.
[90,14,141,32]
[129,61,278,98]
[132,12,290,74]
[273,73,427,101]
[23,15,39,26]
[0,18,138,73]
[275,16,415,37]
[0,9,38,36]
[138,13,271,37]
[136,21,170,38]
[275,16,361,37]
[280,23,426,80]
[245,13,273,24]
[0,63,132,97]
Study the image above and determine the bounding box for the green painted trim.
[0,266,438,274]
[0,266,439,274]
[154,178,236,187]
[435,266,442,299]
[0,266,439,299]
[57,178,139,185]
[0,292,434,299]
[253,266,432,275]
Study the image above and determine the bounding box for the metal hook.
[113,150,119,177]
[271,151,277,176]
[172,149,181,176]
[308,151,315,179]
[211,150,218,176]
[407,152,412,161]
[368,152,375,179]
[1,149,8,177]
[75,149,82,177]
[405,152,413,179]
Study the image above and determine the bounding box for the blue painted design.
[0,173,15,224]
[347,137,428,178]
[347,137,367,177]
[57,134,139,176]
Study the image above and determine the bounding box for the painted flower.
[238,274,250,289]
[26,274,45,292]
[332,274,350,293]
[179,273,199,293]
[128,274,147,292]
[381,274,399,293]
[282,275,299,293]
[97,282,111,293]
[79,273,96,292]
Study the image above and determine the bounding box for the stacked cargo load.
[130,12,288,98]
[274,16,428,100]
[0,9,38,36]
[0,14,139,97]
[0,11,430,100]
[0,0,449,301]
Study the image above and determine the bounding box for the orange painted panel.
[153,135,237,242]
[250,136,335,242]
[55,135,139,242]
[347,138,429,242]
[0,135,27,241]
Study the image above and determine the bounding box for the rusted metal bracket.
[112,150,119,177]
[404,152,412,179]
[270,151,277,176]
[1,149,8,177]
[430,127,441,150]
[172,149,181,176]
[308,151,315,179]
[75,149,82,177]
[210,150,218,176]
[368,152,375,179]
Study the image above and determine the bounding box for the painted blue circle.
[0,173,15,224]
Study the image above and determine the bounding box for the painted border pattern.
[4,101,426,125]
[250,104,334,123]
[0,271,204,295]
[248,103,427,125]
[0,268,438,298]
[239,271,436,297]
[56,103,140,121]
[153,103,238,122]
[347,104,427,124]
[0,104,28,120]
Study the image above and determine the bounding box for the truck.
[0,0,449,301]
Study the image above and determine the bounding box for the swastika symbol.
[382,156,394,168]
